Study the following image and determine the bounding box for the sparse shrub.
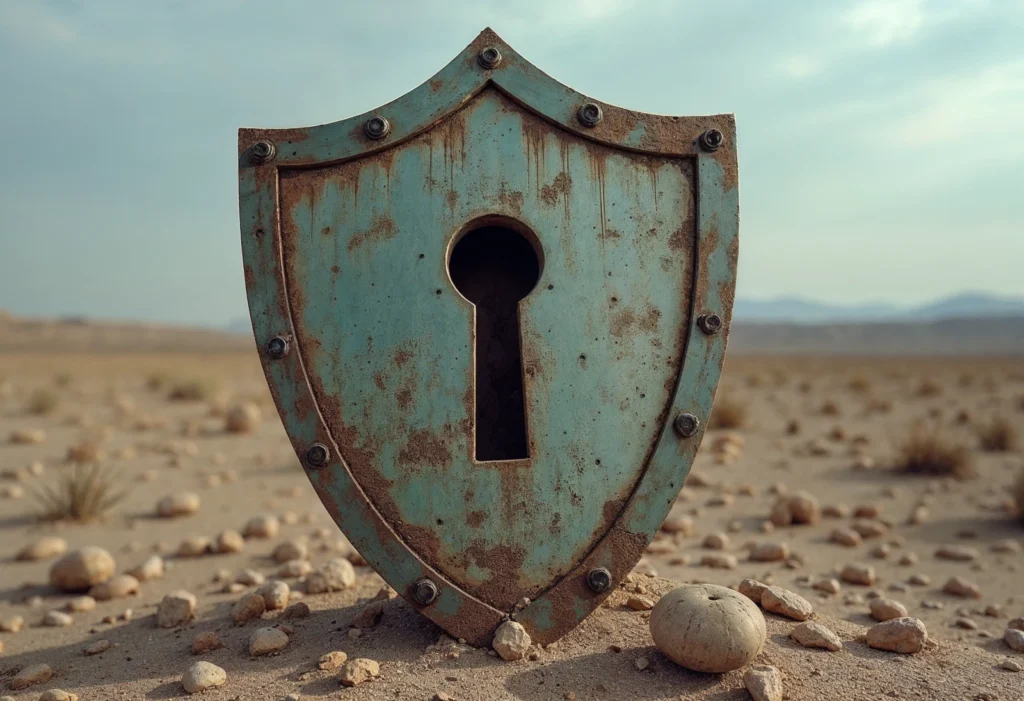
[146,371,173,391]
[893,425,975,480]
[865,398,893,415]
[977,416,1018,453]
[168,378,216,401]
[954,409,972,426]
[66,439,105,464]
[819,400,841,417]
[785,419,800,436]
[32,463,128,523]
[916,379,942,397]
[709,394,747,430]
[848,376,871,393]
[26,388,60,415]
[745,374,763,388]
[958,373,975,388]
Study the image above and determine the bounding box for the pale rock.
[89,574,139,600]
[235,569,266,586]
[43,610,74,627]
[840,563,875,586]
[831,528,862,548]
[749,541,790,562]
[492,621,531,661]
[9,663,52,690]
[192,631,223,655]
[157,590,197,628]
[935,544,979,561]
[65,596,96,613]
[788,491,820,524]
[232,592,266,624]
[1004,628,1024,652]
[700,553,738,570]
[243,514,280,539]
[39,690,78,701]
[1002,658,1022,672]
[129,555,164,581]
[277,559,313,578]
[866,617,928,654]
[790,621,842,651]
[84,638,112,655]
[870,598,909,622]
[49,546,116,592]
[660,516,694,535]
[16,536,67,561]
[351,601,385,629]
[249,626,289,656]
[225,402,262,433]
[991,539,1021,554]
[761,586,813,621]
[318,650,348,671]
[210,529,245,554]
[305,558,355,594]
[182,661,227,694]
[1008,617,1024,631]
[738,579,770,604]
[0,614,25,632]
[702,532,730,550]
[177,536,212,557]
[626,595,655,611]
[156,492,200,518]
[744,664,783,701]
[283,602,311,619]
[9,428,46,445]
[339,658,380,687]
[273,539,307,563]
[812,578,841,595]
[942,576,981,599]
[257,581,290,611]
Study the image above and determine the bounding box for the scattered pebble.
[870,598,909,622]
[214,529,245,554]
[1005,628,1024,652]
[812,578,841,595]
[43,610,74,627]
[761,586,813,621]
[9,663,53,690]
[177,536,212,557]
[702,532,730,550]
[840,563,875,586]
[830,528,862,548]
[225,402,262,433]
[65,596,96,613]
[942,576,982,599]
[84,639,112,655]
[39,689,78,701]
[128,555,164,581]
[0,614,25,632]
[866,617,928,654]
[273,539,308,563]
[1002,658,1022,672]
[305,558,356,593]
[157,492,201,518]
[283,602,311,619]
[182,661,227,694]
[49,547,116,592]
[192,631,223,655]
[249,627,290,656]
[89,574,139,601]
[339,658,380,687]
[492,621,531,661]
[744,664,783,701]
[243,514,280,539]
[935,544,979,562]
[158,590,197,628]
[749,541,790,562]
[790,621,842,651]
[318,650,348,671]
[232,592,266,625]
[16,536,68,561]
[700,553,738,570]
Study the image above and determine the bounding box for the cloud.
[843,0,928,46]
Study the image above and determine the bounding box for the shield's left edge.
[238,153,505,646]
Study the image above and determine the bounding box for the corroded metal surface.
[238,27,739,645]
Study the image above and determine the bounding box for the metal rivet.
[673,413,700,438]
[697,313,723,335]
[577,103,603,128]
[411,577,439,605]
[363,116,391,140]
[478,46,502,69]
[251,141,275,163]
[266,336,289,359]
[305,443,330,468]
[699,128,724,152]
[586,567,612,593]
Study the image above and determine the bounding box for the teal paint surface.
[239,28,738,645]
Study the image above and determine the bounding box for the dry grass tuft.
[916,379,943,397]
[893,425,976,480]
[26,388,60,415]
[819,400,841,417]
[32,463,128,523]
[709,394,747,430]
[168,378,216,401]
[66,439,105,464]
[976,416,1018,453]
[848,375,871,393]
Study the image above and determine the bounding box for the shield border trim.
[238,28,738,645]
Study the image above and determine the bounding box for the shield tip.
[476,26,505,44]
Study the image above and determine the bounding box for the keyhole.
[448,223,541,461]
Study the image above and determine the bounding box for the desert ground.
[1,325,1022,700]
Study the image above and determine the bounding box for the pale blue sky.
[1,0,1021,326]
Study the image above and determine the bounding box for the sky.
[0,0,1022,327]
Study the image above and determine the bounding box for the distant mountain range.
[732,292,1024,324]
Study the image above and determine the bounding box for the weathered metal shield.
[238,28,738,645]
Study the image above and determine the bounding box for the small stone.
[249,626,290,656]
[278,559,313,578]
[176,536,212,558]
[870,598,909,622]
[232,592,266,625]
[1005,628,1024,652]
[9,428,46,444]
[702,532,730,550]
[156,492,201,518]
[898,552,919,566]
[812,578,841,595]
[304,558,355,593]
[851,520,888,539]
[318,650,348,671]
[749,541,790,562]
[351,600,386,629]
[225,402,262,433]
[1002,658,1022,672]
[43,610,74,627]
[492,620,531,661]
[157,590,197,628]
[626,595,655,611]
[16,536,67,561]
[660,516,694,535]
[214,529,245,554]
[0,614,25,632]
[128,555,165,581]
[235,568,266,586]
[866,617,928,654]
[908,572,930,586]
[744,664,783,701]
[790,621,842,651]
[273,539,308,563]
[339,658,380,687]
[38,690,78,701]
[761,586,813,621]
[840,563,875,586]
[935,544,979,561]
[9,663,52,690]
[942,576,981,599]
[243,514,280,539]
[283,601,311,619]
[907,505,929,525]
[954,617,978,630]
[700,553,738,569]
[831,528,862,548]
[633,656,650,671]
[991,539,1021,554]
[49,546,116,592]
[84,638,112,655]
[182,661,227,694]
[65,596,96,612]
[192,631,223,655]
[738,579,770,604]
[89,574,139,601]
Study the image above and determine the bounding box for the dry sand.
[1,349,1022,700]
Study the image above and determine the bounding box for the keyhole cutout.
[448,224,541,462]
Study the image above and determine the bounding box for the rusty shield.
[238,28,738,645]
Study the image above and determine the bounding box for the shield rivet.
[478,46,502,69]
[577,102,603,128]
[673,413,700,438]
[251,141,276,163]
[364,116,391,140]
[266,336,290,359]
[586,567,612,593]
[411,577,439,605]
[697,313,723,335]
[699,128,725,152]
[305,443,330,468]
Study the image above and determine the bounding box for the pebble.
[660,516,694,535]
[9,428,46,444]
[318,651,348,671]
[840,563,875,586]
[870,598,909,622]
[232,592,266,624]
[1005,628,1024,652]
[830,528,862,547]
[39,689,78,701]
[156,492,201,518]
[339,658,380,687]
[128,555,165,581]
[9,663,52,690]
[1002,658,1022,672]
[991,539,1021,554]
[749,541,790,562]
[249,627,290,656]
[213,529,245,554]
[0,614,25,632]
[157,590,197,628]
[278,559,313,578]
[954,617,978,630]
[761,586,813,621]
[738,579,770,604]
[1009,617,1024,631]
[700,553,738,569]
[65,596,96,613]
[273,539,308,563]
[851,520,888,539]
[305,558,356,593]
[898,552,919,566]
[633,656,650,671]
[192,631,223,655]
[790,621,843,651]
[258,581,290,611]
[812,578,841,595]
[942,576,982,599]
[866,617,928,654]
[744,664,783,701]
[225,402,262,433]
[908,573,931,586]
[283,602,311,619]
[43,610,74,627]
[492,620,531,661]
[243,514,280,539]
[49,547,116,592]
[182,661,227,694]
[177,536,212,557]
[16,536,68,561]
[788,491,821,524]
[702,532,730,550]
[235,569,266,586]
[89,574,139,600]
[935,544,979,561]
[84,639,112,655]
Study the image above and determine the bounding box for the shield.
[238,28,738,645]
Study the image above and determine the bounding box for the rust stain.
[398,428,452,467]
[393,346,414,368]
[466,510,485,528]
[347,214,397,253]
[540,171,572,206]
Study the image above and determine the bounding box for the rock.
[339,658,380,687]
[273,539,307,563]
[908,573,930,586]
[9,663,52,690]
[0,614,24,632]
[660,516,694,535]
[840,563,875,586]
[84,639,112,655]
[16,536,67,561]
[1002,658,1022,672]
[156,492,201,518]
[1009,617,1024,631]
[243,514,280,539]
[249,627,289,656]
[43,610,74,627]
[954,616,978,630]
[1005,628,1024,652]
[182,661,227,694]
[870,598,909,622]
[788,491,820,524]
[225,402,262,433]
[634,655,650,671]
[157,590,197,628]
[49,546,116,592]
[177,536,212,557]
[232,592,266,624]
[89,574,139,601]
[866,617,928,654]
[738,579,770,604]
[9,428,46,444]
[257,581,290,611]
[935,544,979,561]
[235,569,266,586]
[812,578,841,595]
[492,620,531,661]
[318,650,348,671]
[626,595,656,611]
[761,586,813,621]
[851,520,888,539]
[192,631,222,655]
[702,532,730,550]
[212,529,245,554]
[942,576,981,598]
[830,528,862,547]
[650,583,766,673]
[744,664,783,701]
[283,601,311,619]
[352,600,386,629]
[991,539,1021,554]
[128,555,164,581]
[65,596,96,613]
[749,541,790,562]
[790,621,843,651]
[39,691,78,701]
[700,553,738,569]
[278,559,313,578]
[305,558,355,593]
